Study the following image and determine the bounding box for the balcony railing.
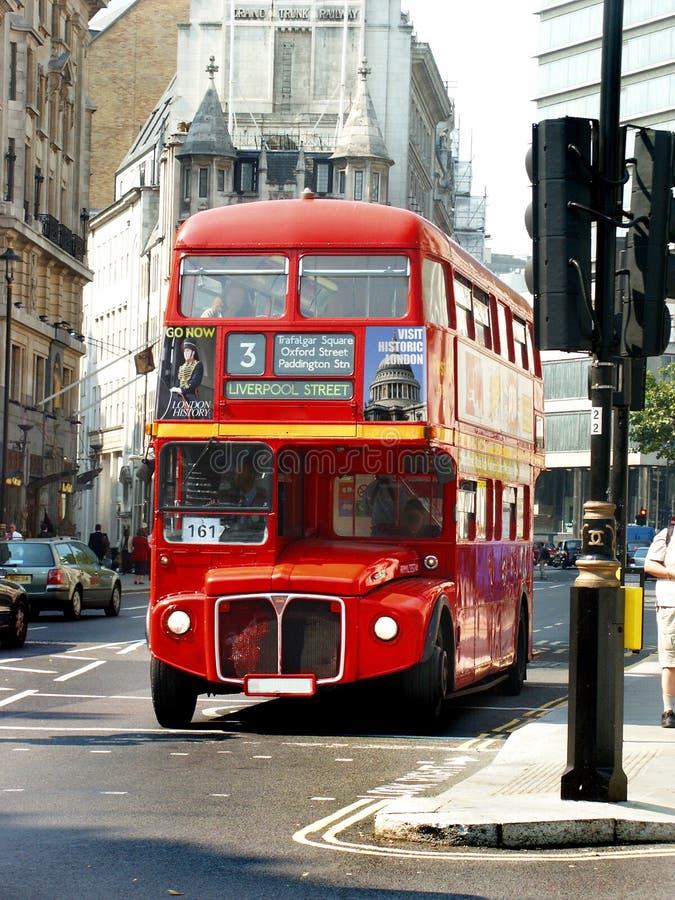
[37,214,85,261]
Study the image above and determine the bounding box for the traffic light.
[636,507,647,526]
[526,117,595,352]
[621,128,675,357]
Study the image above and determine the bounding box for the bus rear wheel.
[151,657,198,728]
[499,606,527,696]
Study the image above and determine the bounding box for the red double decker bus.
[147,195,544,727]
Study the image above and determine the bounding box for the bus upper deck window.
[299,255,409,319]
[179,255,288,319]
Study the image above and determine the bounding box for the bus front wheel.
[151,657,198,728]
[402,626,452,725]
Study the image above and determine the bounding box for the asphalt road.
[0,571,671,899]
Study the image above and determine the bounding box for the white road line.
[54,660,106,682]
[116,641,146,655]
[0,664,58,674]
[0,689,39,708]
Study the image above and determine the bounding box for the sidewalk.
[375,656,675,849]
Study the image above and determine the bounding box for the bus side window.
[496,302,511,361]
[422,259,448,327]
[502,486,517,541]
[513,317,529,371]
[457,480,476,539]
[453,273,474,339]
[473,286,491,349]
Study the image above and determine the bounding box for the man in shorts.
[645,522,675,727]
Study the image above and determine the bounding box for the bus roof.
[174,196,532,317]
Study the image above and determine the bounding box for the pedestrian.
[88,523,109,563]
[131,527,150,585]
[7,522,23,540]
[644,521,675,728]
[121,526,132,574]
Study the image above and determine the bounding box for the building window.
[5,139,16,202]
[338,170,346,194]
[9,43,17,101]
[217,168,225,192]
[371,172,380,203]
[314,161,332,195]
[33,355,46,405]
[354,170,364,201]
[234,159,258,194]
[10,345,23,402]
[198,167,208,198]
[182,165,191,201]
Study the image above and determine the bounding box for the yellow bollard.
[623,584,643,652]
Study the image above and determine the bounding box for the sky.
[92,1,539,255]
[405,1,540,256]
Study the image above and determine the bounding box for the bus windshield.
[299,254,409,318]
[159,441,272,545]
[179,255,288,318]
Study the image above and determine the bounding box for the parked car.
[551,539,582,568]
[626,545,653,577]
[0,539,122,619]
[0,577,28,648]
[626,540,651,563]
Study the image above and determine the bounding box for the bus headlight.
[373,615,398,642]
[423,554,439,570]
[166,609,192,635]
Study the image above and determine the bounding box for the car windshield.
[0,542,53,567]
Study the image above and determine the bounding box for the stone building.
[0,0,106,536]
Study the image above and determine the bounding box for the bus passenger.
[222,283,253,317]
[201,295,224,318]
[363,476,397,535]
[228,455,269,509]
[400,498,440,537]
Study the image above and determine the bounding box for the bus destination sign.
[274,333,355,376]
[226,380,353,400]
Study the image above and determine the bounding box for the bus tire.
[500,604,527,696]
[151,656,198,728]
[403,622,453,725]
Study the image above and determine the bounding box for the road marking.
[295,798,675,862]
[0,689,39,708]
[54,660,106,682]
[0,664,58,674]
[116,641,145,655]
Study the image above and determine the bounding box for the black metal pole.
[0,251,17,528]
[561,0,627,802]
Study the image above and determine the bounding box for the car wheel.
[150,656,198,728]
[0,598,28,649]
[65,588,83,620]
[105,583,122,617]
[499,605,528,696]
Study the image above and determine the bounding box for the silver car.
[0,539,122,619]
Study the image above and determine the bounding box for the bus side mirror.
[433,452,456,484]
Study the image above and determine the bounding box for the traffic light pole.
[561,0,627,801]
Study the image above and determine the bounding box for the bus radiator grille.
[281,599,341,679]
[217,596,342,681]
[218,599,278,678]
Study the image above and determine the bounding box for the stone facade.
[0,0,105,536]
[88,0,190,211]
